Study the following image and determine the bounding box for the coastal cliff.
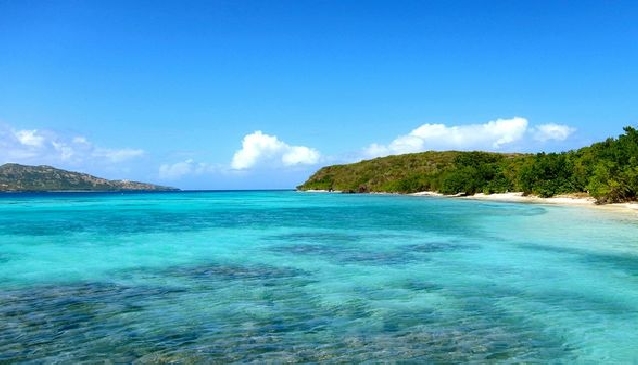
[0,163,178,192]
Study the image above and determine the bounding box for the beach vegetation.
[298,125,638,204]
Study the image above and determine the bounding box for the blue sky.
[1,1,637,190]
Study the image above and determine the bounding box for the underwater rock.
[406,241,478,253]
[167,262,309,281]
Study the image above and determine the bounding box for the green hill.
[0,164,178,192]
[298,126,638,204]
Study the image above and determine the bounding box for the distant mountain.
[0,163,179,192]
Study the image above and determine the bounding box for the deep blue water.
[1,190,637,362]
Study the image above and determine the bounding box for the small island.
[0,163,178,192]
[298,126,638,205]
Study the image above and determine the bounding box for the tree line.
[298,126,638,204]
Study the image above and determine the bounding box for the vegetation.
[298,125,638,204]
[0,164,178,192]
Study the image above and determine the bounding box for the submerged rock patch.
[269,243,424,266]
[0,271,575,363]
[406,241,479,253]
[170,262,310,281]
[269,239,477,266]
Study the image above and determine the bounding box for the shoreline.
[300,189,638,214]
[412,191,638,214]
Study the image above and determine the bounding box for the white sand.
[410,191,445,197]
[303,189,638,214]
[410,191,638,214]
[463,192,597,205]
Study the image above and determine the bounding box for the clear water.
[1,191,637,362]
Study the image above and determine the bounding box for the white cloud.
[159,160,196,179]
[231,131,320,170]
[158,159,216,179]
[282,146,321,166]
[72,137,91,145]
[533,123,575,142]
[15,129,45,147]
[0,123,145,166]
[365,117,529,158]
[92,148,145,163]
[52,141,75,160]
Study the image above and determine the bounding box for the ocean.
[1,190,637,362]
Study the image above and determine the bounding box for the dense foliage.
[298,126,638,204]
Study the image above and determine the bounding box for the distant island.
[0,163,178,192]
[298,126,638,205]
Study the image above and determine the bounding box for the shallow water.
[1,191,637,362]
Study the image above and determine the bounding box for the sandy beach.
[302,189,638,214]
[411,191,638,214]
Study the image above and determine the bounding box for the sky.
[1,1,637,190]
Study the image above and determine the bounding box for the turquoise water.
[1,191,637,362]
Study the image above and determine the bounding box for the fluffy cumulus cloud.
[231,131,320,170]
[364,117,575,158]
[0,123,145,166]
[532,123,576,142]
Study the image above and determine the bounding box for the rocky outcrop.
[0,163,178,192]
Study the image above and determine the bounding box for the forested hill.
[298,126,638,204]
[0,164,178,192]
